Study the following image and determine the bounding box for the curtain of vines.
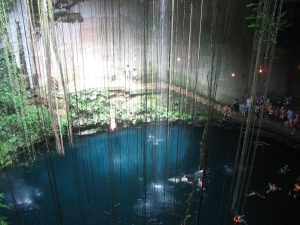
[230,0,284,215]
[0,0,287,224]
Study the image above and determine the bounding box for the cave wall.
[266,48,291,98]
[288,53,300,97]
[167,0,291,103]
[7,0,292,103]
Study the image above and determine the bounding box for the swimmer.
[196,177,206,191]
[148,134,155,140]
[194,169,204,178]
[198,169,204,175]
[288,188,299,199]
[295,182,300,191]
[168,178,180,183]
[197,178,203,188]
[278,164,290,175]
[245,191,266,199]
[181,175,192,184]
[233,215,247,224]
[288,182,300,199]
[266,183,282,194]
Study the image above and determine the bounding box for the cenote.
[0,124,299,225]
[1,0,300,224]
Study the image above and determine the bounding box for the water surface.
[1,124,298,225]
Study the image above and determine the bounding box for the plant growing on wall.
[246,2,290,44]
[0,193,8,225]
[0,49,53,167]
[0,0,55,167]
[231,0,289,214]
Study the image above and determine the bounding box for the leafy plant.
[0,143,12,168]
[246,2,291,44]
[0,193,8,225]
[1,0,16,11]
[0,47,53,167]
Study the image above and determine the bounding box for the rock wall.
[287,53,300,97]
[7,0,292,103]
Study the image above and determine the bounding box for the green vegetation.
[0,48,53,168]
[0,193,8,225]
[246,2,291,43]
[0,57,208,168]
[1,0,16,12]
[69,89,209,129]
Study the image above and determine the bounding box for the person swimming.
[194,169,205,190]
[168,175,192,184]
[197,178,203,188]
[288,182,300,199]
[194,169,204,178]
[266,183,282,194]
[181,175,192,184]
[278,164,290,175]
[168,178,180,183]
[233,215,247,224]
[245,191,266,199]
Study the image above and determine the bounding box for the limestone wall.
[7,0,292,103]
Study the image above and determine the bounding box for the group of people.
[125,65,138,82]
[233,164,299,224]
[224,96,299,134]
[110,64,139,83]
[168,166,298,225]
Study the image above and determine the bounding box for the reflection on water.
[0,174,43,210]
[223,164,234,176]
[148,133,164,146]
[0,124,242,225]
[134,181,174,218]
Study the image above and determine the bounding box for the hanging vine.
[231,0,287,215]
[0,0,53,166]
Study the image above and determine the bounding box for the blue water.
[0,124,298,225]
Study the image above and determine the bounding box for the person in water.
[266,183,282,194]
[288,182,300,199]
[168,175,192,184]
[233,215,247,224]
[194,170,206,190]
[194,169,204,178]
[245,191,266,199]
[197,177,204,189]
[278,164,290,175]
[181,175,192,184]
[168,177,180,183]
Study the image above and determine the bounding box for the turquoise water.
[0,124,219,225]
[1,124,298,225]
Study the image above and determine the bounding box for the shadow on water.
[0,124,299,225]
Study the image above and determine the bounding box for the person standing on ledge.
[125,64,131,80]
[109,115,117,132]
[223,105,232,121]
[132,68,138,82]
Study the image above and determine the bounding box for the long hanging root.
[230,0,284,214]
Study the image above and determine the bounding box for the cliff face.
[8,0,291,103]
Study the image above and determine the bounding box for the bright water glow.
[152,183,164,191]
[1,124,296,225]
